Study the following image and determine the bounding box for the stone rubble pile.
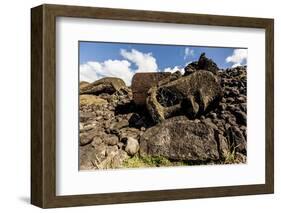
[80,53,247,170]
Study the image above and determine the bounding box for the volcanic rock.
[80,95,107,106]
[79,54,248,169]
[140,116,219,161]
[132,72,171,105]
[125,137,140,156]
[227,126,247,154]
[146,71,222,122]
[184,53,219,75]
[80,77,126,95]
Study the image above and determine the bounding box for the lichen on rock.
[79,54,248,170]
[80,77,126,95]
[146,71,222,122]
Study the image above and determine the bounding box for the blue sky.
[79,41,247,85]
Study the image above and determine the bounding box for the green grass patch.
[122,155,188,168]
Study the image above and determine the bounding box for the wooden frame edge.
[31,5,44,207]
[265,19,274,194]
[31,4,274,208]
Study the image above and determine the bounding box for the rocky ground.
[79,53,247,170]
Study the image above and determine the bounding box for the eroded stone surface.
[79,53,248,169]
[80,77,126,95]
[146,71,222,122]
[140,116,219,161]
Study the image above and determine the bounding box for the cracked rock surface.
[79,54,247,170]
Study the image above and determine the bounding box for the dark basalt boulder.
[139,116,219,161]
[184,61,198,75]
[184,53,219,75]
[146,70,222,122]
[197,53,219,74]
[79,56,248,169]
[227,126,247,154]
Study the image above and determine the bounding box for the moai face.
[146,70,222,123]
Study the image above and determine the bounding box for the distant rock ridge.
[184,52,220,75]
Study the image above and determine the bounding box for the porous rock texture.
[79,53,247,170]
[80,77,126,95]
[146,70,222,122]
[139,116,219,161]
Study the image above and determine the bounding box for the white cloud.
[80,49,158,85]
[184,47,194,60]
[120,49,158,72]
[226,49,248,68]
[80,63,99,83]
[163,66,184,75]
[80,59,133,85]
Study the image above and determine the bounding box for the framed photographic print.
[31,4,274,208]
